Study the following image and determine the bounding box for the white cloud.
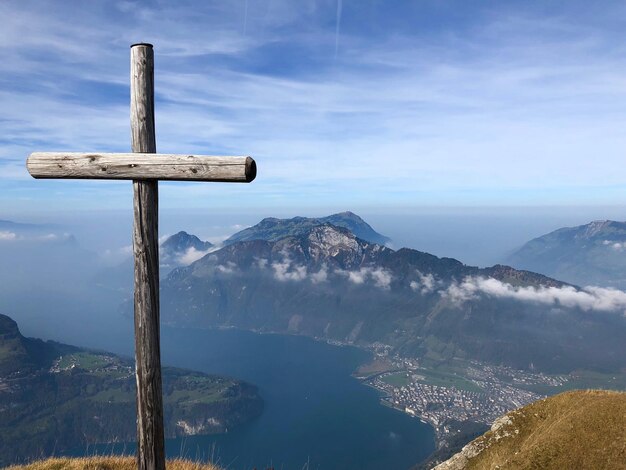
[204,236,230,245]
[346,270,366,284]
[4,1,626,209]
[337,267,393,289]
[259,256,328,283]
[272,258,307,282]
[39,233,58,240]
[441,276,626,313]
[178,246,212,265]
[310,264,328,284]
[603,240,626,251]
[3,232,76,243]
[370,268,392,289]
[216,261,237,274]
[411,271,437,294]
[0,231,18,241]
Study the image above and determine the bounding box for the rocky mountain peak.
[307,224,360,249]
[159,231,213,271]
[162,231,212,253]
[257,217,280,226]
[581,219,615,238]
[333,210,359,219]
[303,224,364,264]
[224,212,391,246]
[0,313,20,339]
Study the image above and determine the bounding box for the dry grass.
[5,456,221,470]
[460,389,626,470]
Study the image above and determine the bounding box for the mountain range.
[508,219,626,289]
[0,313,262,465]
[161,214,626,374]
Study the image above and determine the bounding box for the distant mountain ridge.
[508,219,626,289]
[163,216,626,374]
[223,211,391,246]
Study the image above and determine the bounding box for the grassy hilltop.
[435,389,626,470]
[6,457,219,470]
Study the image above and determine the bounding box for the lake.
[85,326,435,470]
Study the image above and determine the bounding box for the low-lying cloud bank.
[442,276,626,313]
[195,255,626,313]
[0,231,73,242]
[253,256,393,289]
[0,231,17,240]
[177,246,215,265]
[335,267,392,289]
[603,240,626,251]
[272,258,308,282]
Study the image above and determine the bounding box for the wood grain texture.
[130,43,165,470]
[26,153,256,182]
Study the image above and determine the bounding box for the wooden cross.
[25,43,256,470]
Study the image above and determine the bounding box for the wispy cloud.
[272,258,308,281]
[603,240,626,251]
[0,231,17,241]
[441,276,626,313]
[410,271,437,294]
[217,261,238,274]
[0,230,73,243]
[3,1,626,210]
[310,263,328,283]
[178,246,214,265]
[336,267,393,289]
[258,253,390,288]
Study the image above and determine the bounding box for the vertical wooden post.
[130,43,165,470]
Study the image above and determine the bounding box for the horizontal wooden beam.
[26,152,256,183]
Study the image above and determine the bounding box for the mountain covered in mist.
[95,231,214,292]
[0,219,92,300]
[0,313,262,466]
[0,219,69,238]
[508,220,626,289]
[161,230,213,269]
[162,214,626,374]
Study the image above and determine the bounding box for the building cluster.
[49,354,132,376]
[366,354,569,441]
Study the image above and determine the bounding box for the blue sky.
[2,0,626,214]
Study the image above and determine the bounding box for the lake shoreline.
[162,323,439,468]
